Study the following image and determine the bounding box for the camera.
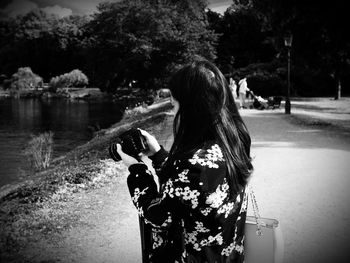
[109,128,149,161]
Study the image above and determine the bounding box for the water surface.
[0,98,123,187]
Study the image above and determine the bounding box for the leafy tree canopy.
[10,67,42,91]
[208,1,275,74]
[50,69,88,89]
[249,0,350,75]
[0,10,89,80]
[85,0,217,91]
[248,0,350,96]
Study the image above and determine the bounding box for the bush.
[50,69,88,90]
[232,62,285,97]
[10,67,43,91]
[24,132,54,171]
[291,66,336,97]
[247,73,285,97]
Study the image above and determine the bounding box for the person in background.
[229,77,238,100]
[238,78,250,109]
[117,58,253,262]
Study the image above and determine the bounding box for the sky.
[0,0,233,19]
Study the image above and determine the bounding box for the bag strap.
[247,184,263,236]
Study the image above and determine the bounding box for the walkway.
[243,109,350,263]
[17,108,350,263]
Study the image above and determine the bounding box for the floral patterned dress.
[127,142,248,263]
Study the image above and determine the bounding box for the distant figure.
[229,77,238,100]
[238,78,250,109]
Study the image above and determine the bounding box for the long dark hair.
[167,58,253,194]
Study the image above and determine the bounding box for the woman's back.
[127,141,247,262]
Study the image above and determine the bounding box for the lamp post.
[284,33,293,114]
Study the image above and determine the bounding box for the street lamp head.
[284,32,293,48]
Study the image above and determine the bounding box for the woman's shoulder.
[187,142,225,169]
[167,142,226,180]
[171,143,230,198]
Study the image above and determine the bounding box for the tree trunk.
[334,77,341,100]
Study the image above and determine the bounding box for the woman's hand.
[138,129,161,156]
[116,144,139,168]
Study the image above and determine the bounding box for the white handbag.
[245,185,284,263]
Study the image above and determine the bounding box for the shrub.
[10,67,43,91]
[49,69,88,90]
[24,132,54,171]
[247,73,285,97]
[232,62,286,97]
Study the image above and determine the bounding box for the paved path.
[284,97,350,131]
[21,109,350,263]
[242,109,350,263]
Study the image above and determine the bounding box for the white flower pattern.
[200,207,212,216]
[221,240,244,256]
[195,221,210,233]
[218,201,236,218]
[240,189,249,213]
[189,144,224,169]
[161,213,172,227]
[217,194,241,218]
[205,179,229,208]
[179,186,200,209]
[176,169,190,183]
[131,187,149,217]
[132,187,149,204]
[184,229,199,246]
[152,232,164,249]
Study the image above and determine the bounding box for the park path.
[243,109,350,263]
[285,97,350,131]
[23,108,350,263]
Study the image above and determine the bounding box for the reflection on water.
[0,98,123,187]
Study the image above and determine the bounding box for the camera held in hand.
[109,128,149,161]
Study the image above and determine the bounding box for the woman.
[117,58,253,262]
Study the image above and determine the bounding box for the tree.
[0,17,25,76]
[0,0,217,94]
[50,69,88,89]
[84,0,217,92]
[207,3,275,75]
[0,10,89,82]
[250,0,350,97]
[10,67,43,91]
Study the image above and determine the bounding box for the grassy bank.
[0,99,173,262]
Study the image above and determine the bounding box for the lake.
[0,98,124,187]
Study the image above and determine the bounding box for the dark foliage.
[83,0,217,92]
[0,0,217,93]
[0,11,89,81]
[250,0,350,96]
[0,0,349,97]
[207,0,350,97]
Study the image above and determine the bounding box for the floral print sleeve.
[127,143,248,263]
[127,158,201,228]
[127,163,160,219]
